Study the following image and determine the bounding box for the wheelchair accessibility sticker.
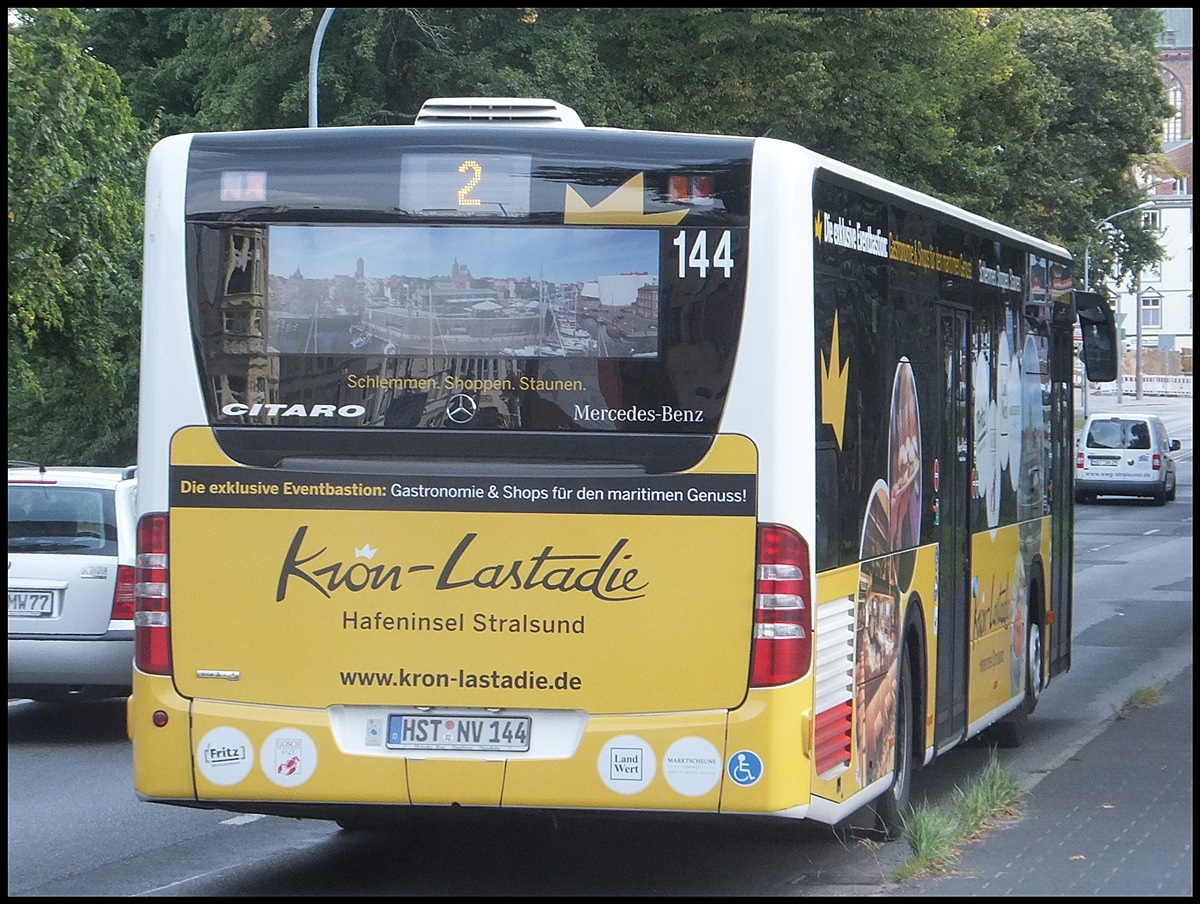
[727,749,763,787]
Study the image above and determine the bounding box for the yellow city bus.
[130,97,1117,836]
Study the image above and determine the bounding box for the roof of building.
[1158,8,1192,51]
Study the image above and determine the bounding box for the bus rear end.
[130,118,819,821]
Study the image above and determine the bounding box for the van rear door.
[1080,416,1156,485]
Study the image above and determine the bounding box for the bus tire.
[872,641,914,840]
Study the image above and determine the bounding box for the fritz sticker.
[726,749,763,787]
[260,728,318,787]
[597,734,656,795]
[196,726,254,786]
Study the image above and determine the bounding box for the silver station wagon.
[8,463,138,701]
[1074,414,1180,506]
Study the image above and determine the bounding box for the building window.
[1162,73,1183,143]
[223,310,250,334]
[212,374,248,406]
[220,308,262,336]
[223,230,263,296]
[1140,294,1162,330]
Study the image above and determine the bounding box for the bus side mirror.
[1074,291,1118,383]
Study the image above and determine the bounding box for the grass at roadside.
[892,750,1023,882]
[1118,684,1163,717]
[892,685,1165,880]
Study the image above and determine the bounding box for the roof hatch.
[414,97,585,128]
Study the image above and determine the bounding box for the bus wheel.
[872,643,914,840]
[991,611,1041,748]
[1025,615,1044,714]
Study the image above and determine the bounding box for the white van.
[1074,413,1180,505]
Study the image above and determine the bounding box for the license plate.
[8,590,56,617]
[1088,458,1118,467]
[386,713,531,752]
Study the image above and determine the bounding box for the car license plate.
[8,590,56,617]
[1089,458,1118,467]
[386,713,531,752]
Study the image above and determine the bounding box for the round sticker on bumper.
[597,734,656,795]
[196,726,254,786]
[727,749,763,787]
[261,728,318,787]
[663,737,722,796]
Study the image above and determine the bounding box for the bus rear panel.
[133,125,814,819]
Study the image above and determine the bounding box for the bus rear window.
[266,225,659,360]
[187,222,747,434]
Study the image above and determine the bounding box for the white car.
[1074,414,1180,506]
[8,463,138,701]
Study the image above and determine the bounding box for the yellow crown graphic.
[564,173,688,225]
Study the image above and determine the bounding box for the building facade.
[1111,8,1193,387]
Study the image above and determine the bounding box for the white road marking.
[220,813,267,826]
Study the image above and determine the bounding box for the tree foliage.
[8,7,151,465]
[9,8,1174,462]
[74,7,1168,269]
[987,7,1173,282]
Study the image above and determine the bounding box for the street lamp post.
[308,8,336,128]
[1083,200,1156,408]
[1083,201,1155,292]
[1134,273,1144,400]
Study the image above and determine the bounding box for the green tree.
[8,8,151,464]
[20,7,1172,464]
[986,7,1172,284]
[78,9,1170,244]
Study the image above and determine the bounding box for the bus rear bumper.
[130,684,818,819]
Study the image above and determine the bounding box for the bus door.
[934,306,972,749]
[1046,304,1076,677]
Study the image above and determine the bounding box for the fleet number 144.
[673,229,734,278]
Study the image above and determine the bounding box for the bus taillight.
[750,524,812,688]
[134,513,172,676]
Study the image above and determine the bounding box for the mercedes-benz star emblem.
[445,393,478,424]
